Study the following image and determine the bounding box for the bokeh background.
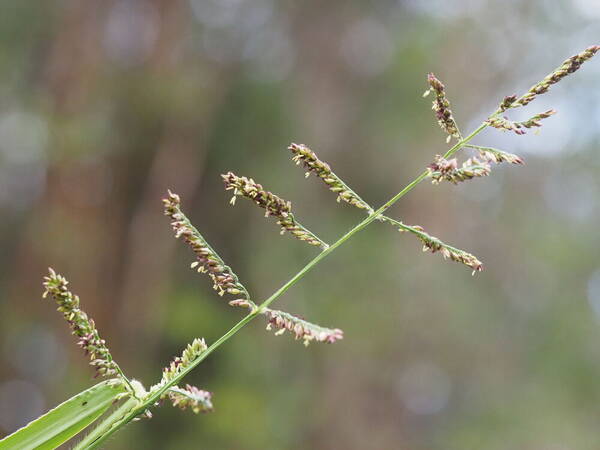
[0,1,599,449]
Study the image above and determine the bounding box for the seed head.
[222,172,328,249]
[160,338,207,384]
[166,385,213,414]
[428,155,491,184]
[264,308,343,346]
[413,226,483,274]
[425,73,461,140]
[163,190,251,300]
[288,143,372,212]
[43,268,118,378]
[382,219,483,274]
[513,45,599,107]
[518,109,557,128]
[466,145,523,165]
[486,110,556,135]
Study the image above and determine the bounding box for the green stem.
[113,365,137,399]
[74,397,138,450]
[79,122,489,449]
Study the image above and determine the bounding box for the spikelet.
[288,143,373,212]
[43,268,119,378]
[222,172,328,249]
[263,308,343,346]
[498,95,518,112]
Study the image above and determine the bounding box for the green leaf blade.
[0,380,126,450]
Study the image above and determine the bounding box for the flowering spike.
[288,143,373,213]
[263,308,343,345]
[427,155,491,185]
[222,172,329,249]
[150,341,212,412]
[511,45,599,108]
[160,338,207,385]
[166,385,213,414]
[425,73,461,140]
[42,269,120,379]
[465,144,523,165]
[487,110,556,135]
[381,218,483,274]
[163,190,253,306]
[518,109,557,128]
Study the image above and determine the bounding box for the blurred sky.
[0,1,599,449]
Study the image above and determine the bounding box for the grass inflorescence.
[4,45,597,450]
